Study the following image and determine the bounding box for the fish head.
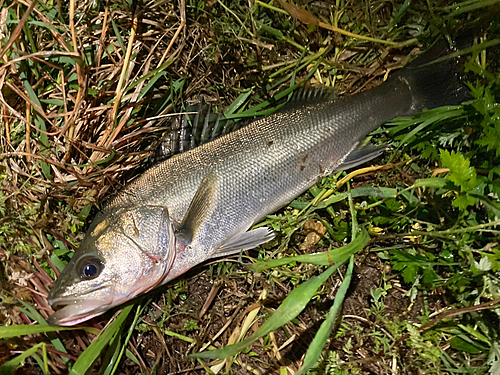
[48,205,176,326]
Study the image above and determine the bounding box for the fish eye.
[77,257,103,280]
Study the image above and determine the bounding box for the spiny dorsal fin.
[282,86,337,110]
[150,104,253,165]
[151,87,336,165]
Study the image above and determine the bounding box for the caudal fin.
[396,38,469,110]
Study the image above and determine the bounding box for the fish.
[47,39,466,325]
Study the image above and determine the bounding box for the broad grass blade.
[0,324,99,339]
[224,87,254,117]
[70,305,133,375]
[296,256,355,375]
[249,229,369,272]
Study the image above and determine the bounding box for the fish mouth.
[47,297,112,326]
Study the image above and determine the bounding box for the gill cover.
[47,206,177,325]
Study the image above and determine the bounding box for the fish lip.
[47,296,112,326]
[47,283,115,326]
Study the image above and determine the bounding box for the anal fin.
[212,227,275,259]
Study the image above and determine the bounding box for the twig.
[277,0,417,48]
[88,8,140,167]
[63,0,86,162]
[25,102,31,162]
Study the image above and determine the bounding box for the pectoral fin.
[212,227,275,259]
[177,171,218,243]
[334,143,388,172]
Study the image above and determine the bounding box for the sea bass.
[48,41,465,325]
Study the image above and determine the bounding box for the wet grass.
[1,0,500,374]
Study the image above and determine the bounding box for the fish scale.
[47,40,467,325]
[115,76,411,229]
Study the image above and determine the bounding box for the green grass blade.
[388,107,464,159]
[296,256,355,375]
[123,59,174,95]
[21,76,48,147]
[100,326,124,375]
[16,300,78,362]
[125,349,140,366]
[70,304,134,375]
[111,19,126,55]
[249,229,369,272]
[351,187,397,199]
[16,299,47,324]
[190,264,342,360]
[0,342,45,375]
[390,0,412,27]
[412,177,448,188]
[109,304,142,374]
[136,71,166,101]
[223,87,254,117]
[0,324,99,339]
[31,352,49,375]
[27,20,58,33]
[224,57,322,120]
[387,106,462,134]
[21,73,51,179]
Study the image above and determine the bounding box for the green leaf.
[50,252,68,273]
[401,265,418,284]
[477,121,500,157]
[422,267,438,285]
[351,187,397,198]
[413,178,448,189]
[452,193,476,210]
[439,150,478,192]
[450,336,486,354]
[259,24,285,40]
[40,161,51,181]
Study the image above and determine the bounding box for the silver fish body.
[113,78,416,275]
[47,43,465,325]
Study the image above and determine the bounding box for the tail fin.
[395,38,469,110]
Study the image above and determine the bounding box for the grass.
[1,0,500,374]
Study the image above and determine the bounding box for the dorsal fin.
[149,104,254,165]
[150,87,336,165]
[282,86,337,110]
